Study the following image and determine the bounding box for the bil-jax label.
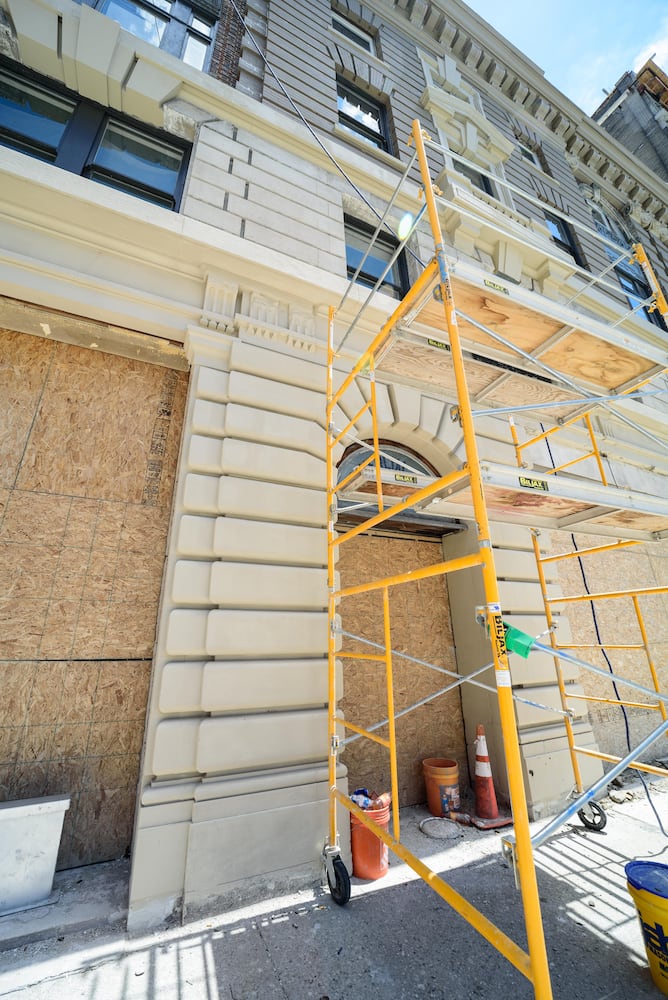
[518,475,549,492]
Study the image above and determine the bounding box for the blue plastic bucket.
[626,860,668,995]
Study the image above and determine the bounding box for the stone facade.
[0,0,666,929]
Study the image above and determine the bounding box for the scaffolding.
[324,120,668,1000]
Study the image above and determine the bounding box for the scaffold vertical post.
[326,306,339,852]
[411,118,553,1000]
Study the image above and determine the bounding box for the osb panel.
[552,533,668,762]
[0,493,168,661]
[16,340,185,504]
[0,659,150,869]
[0,330,53,489]
[338,535,465,806]
[0,333,188,868]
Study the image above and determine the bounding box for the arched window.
[337,441,436,487]
[335,442,462,536]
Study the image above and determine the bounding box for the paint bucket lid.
[626,860,668,898]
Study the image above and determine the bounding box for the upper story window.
[0,64,189,210]
[344,216,408,298]
[331,13,376,55]
[89,0,216,71]
[616,270,667,329]
[336,76,391,153]
[544,211,586,268]
[455,159,495,197]
[590,204,667,330]
[518,140,540,168]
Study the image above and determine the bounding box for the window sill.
[333,123,404,171]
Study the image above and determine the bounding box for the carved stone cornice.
[392,0,668,243]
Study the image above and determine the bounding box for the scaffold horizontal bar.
[335,717,390,748]
[334,550,484,598]
[573,746,668,778]
[538,540,639,562]
[332,466,469,546]
[547,584,668,603]
[565,693,660,709]
[331,788,532,978]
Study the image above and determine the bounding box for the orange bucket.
[423,758,460,817]
[350,803,390,879]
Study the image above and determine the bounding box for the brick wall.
[209,0,247,88]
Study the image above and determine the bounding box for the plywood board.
[379,334,585,416]
[588,510,668,533]
[410,276,657,395]
[420,277,564,355]
[450,484,597,520]
[539,330,655,391]
[378,337,499,397]
[479,373,580,417]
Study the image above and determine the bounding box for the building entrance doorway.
[337,533,467,807]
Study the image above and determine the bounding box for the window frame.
[616,267,667,330]
[90,0,216,72]
[336,75,391,153]
[454,159,496,197]
[0,60,190,211]
[589,204,667,330]
[331,13,376,55]
[518,140,540,168]
[544,211,586,268]
[344,215,408,299]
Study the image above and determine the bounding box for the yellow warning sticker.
[427,337,450,352]
[395,473,418,484]
[492,614,507,658]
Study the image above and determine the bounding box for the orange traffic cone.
[474,724,499,820]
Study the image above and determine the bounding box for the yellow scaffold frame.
[325,120,554,1000]
[532,533,668,794]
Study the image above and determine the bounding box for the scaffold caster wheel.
[327,857,351,906]
[578,801,607,832]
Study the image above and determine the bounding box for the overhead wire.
[226,0,426,272]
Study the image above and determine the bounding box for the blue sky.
[468,1,668,114]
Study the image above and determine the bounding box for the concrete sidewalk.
[2,781,668,999]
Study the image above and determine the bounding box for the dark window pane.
[332,15,374,53]
[0,72,75,158]
[544,212,585,267]
[87,168,174,207]
[617,270,665,328]
[100,0,169,45]
[91,121,183,196]
[337,78,387,151]
[455,160,493,195]
[345,218,405,297]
